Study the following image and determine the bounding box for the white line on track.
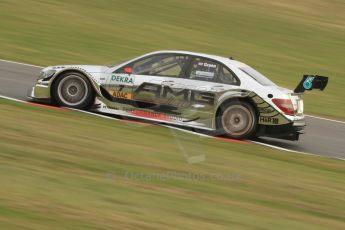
[251,140,317,156]
[251,141,303,154]
[160,124,212,138]
[334,157,345,161]
[305,115,345,125]
[252,139,345,160]
[66,107,120,121]
[252,141,345,161]
[1,94,344,161]
[0,95,27,103]
[0,59,43,68]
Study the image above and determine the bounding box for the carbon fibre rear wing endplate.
[294,75,328,93]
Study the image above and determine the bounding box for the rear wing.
[294,75,328,93]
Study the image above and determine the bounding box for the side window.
[219,66,239,85]
[115,54,189,78]
[188,57,220,82]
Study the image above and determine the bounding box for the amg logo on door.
[135,83,215,105]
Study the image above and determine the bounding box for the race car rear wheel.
[217,101,257,139]
[53,72,94,109]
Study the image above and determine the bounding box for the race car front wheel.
[217,101,257,139]
[53,72,94,109]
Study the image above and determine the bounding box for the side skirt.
[89,98,215,131]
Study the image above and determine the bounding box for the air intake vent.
[100,86,113,101]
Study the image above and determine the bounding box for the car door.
[123,54,191,111]
[178,56,241,119]
[104,66,136,103]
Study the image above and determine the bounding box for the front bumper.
[258,119,306,141]
[27,83,51,103]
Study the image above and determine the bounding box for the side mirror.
[124,67,133,74]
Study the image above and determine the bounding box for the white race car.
[28,50,328,140]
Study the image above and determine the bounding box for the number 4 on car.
[28,50,328,141]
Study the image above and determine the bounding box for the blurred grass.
[0,0,344,119]
[0,98,345,229]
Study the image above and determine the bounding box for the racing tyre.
[53,72,95,109]
[216,101,257,139]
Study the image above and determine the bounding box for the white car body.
[29,50,328,140]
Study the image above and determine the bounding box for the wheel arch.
[215,96,259,128]
[50,69,101,103]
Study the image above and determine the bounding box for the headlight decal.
[38,69,56,80]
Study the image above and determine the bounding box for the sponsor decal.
[108,90,133,99]
[259,116,279,124]
[258,107,275,113]
[128,110,183,121]
[111,74,134,84]
[197,62,217,68]
[303,76,314,90]
[99,106,183,122]
[195,70,214,78]
[52,66,66,69]
[102,105,120,110]
[135,82,215,105]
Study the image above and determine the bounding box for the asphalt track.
[0,60,344,160]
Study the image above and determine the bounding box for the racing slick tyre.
[53,72,95,109]
[216,101,257,139]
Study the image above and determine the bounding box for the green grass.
[0,0,345,119]
[0,98,345,229]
